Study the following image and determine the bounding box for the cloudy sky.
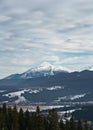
[0,0,93,78]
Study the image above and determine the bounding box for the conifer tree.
[19,108,25,130]
[30,112,37,130]
[25,109,31,130]
[48,109,59,130]
[0,104,93,130]
[77,119,83,130]
[60,119,65,130]
[2,103,7,113]
[84,120,89,130]
[0,110,4,130]
[6,107,13,130]
[12,105,19,130]
[65,120,70,130]
[69,116,76,130]
[2,103,7,130]
[35,106,45,130]
[36,106,40,115]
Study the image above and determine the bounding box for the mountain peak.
[25,62,54,74]
[40,62,54,69]
[39,62,70,72]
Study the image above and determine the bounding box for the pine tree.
[18,108,25,130]
[25,109,31,130]
[60,119,65,130]
[30,112,37,130]
[35,106,45,130]
[77,119,83,130]
[12,105,19,130]
[65,120,70,130]
[0,109,4,130]
[2,103,7,113]
[2,103,7,130]
[36,106,40,115]
[0,104,93,130]
[43,116,49,130]
[84,120,89,130]
[69,116,76,130]
[48,109,59,130]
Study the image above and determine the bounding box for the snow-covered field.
[0,90,6,93]
[0,86,91,106]
[54,94,86,103]
[2,86,65,104]
[46,86,64,91]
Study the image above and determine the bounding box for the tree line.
[0,103,92,130]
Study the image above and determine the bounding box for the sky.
[0,0,93,78]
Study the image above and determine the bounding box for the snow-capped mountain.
[5,62,69,79]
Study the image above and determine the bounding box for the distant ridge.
[5,62,69,79]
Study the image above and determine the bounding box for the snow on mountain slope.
[5,62,69,79]
[21,62,55,78]
[24,62,68,74]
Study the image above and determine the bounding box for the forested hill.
[0,104,93,130]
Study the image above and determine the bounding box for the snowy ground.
[0,85,92,107]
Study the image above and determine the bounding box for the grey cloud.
[0,0,93,78]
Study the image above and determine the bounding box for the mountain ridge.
[4,62,69,80]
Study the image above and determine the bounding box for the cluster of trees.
[0,103,92,130]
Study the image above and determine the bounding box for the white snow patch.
[54,96,67,102]
[3,89,30,104]
[0,90,6,93]
[29,88,42,94]
[29,90,40,94]
[3,88,43,104]
[59,108,82,115]
[3,90,29,98]
[46,86,64,91]
[25,62,54,74]
[3,88,42,98]
[54,93,86,102]
[70,94,86,100]
[15,96,26,104]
